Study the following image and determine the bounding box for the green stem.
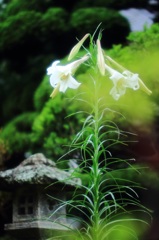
[91,80,102,239]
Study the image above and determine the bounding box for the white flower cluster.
[47,34,151,99]
[47,56,89,98]
[104,63,140,100]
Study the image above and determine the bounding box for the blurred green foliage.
[0,6,70,125]
[0,112,36,158]
[0,137,9,165]
[73,0,149,10]
[108,24,159,108]
[0,0,159,167]
[0,8,69,52]
[0,4,159,238]
[70,8,130,47]
[0,11,41,50]
[31,89,85,159]
[33,75,52,112]
[127,23,159,50]
[1,23,159,165]
[0,0,52,16]
[0,0,132,126]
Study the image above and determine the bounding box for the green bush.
[0,8,69,51]
[0,0,52,17]
[0,112,36,156]
[40,7,71,57]
[41,7,69,33]
[2,23,159,164]
[0,7,70,124]
[127,23,159,50]
[73,0,149,10]
[0,11,42,50]
[31,93,84,160]
[34,75,52,112]
[70,8,130,47]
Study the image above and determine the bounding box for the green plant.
[46,30,152,239]
[0,136,9,165]
[0,112,36,157]
[127,23,159,50]
[31,94,84,160]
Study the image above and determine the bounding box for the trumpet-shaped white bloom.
[105,64,140,100]
[106,56,152,97]
[47,55,89,98]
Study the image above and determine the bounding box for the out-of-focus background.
[0,0,159,239]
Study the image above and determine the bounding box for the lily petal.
[49,71,61,88]
[67,76,81,89]
[47,56,88,98]
[47,61,60,75]
[59,80,69,93]
[67,55,89,75]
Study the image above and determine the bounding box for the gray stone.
[0,153,81,189]
[0,153,81,240]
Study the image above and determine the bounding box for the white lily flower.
[105,64,140,100]
[47,55,89,98]
[122,70,139,90]
[106,56,152,95]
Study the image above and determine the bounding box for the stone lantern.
[0,153,81,240]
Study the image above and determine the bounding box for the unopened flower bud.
[97,39,105,76]
[68,34,90,61]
